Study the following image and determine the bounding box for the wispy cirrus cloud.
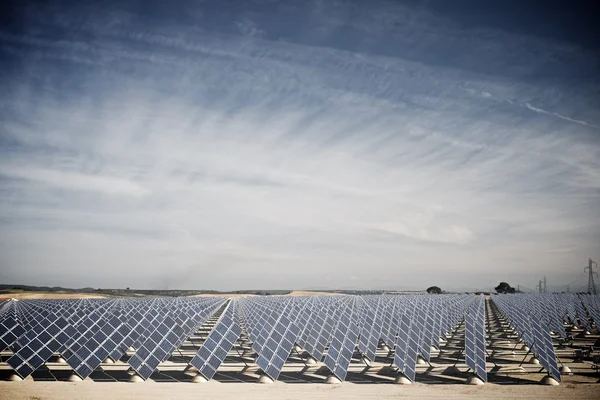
[523,102,599,129]
[0,0,598,290]
[0,165,150,197]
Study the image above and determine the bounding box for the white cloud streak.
[523,103,599,129]
[0,165,150,197]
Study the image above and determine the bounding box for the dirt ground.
[1,381,598,400]
[285,290,344,296]
[0,292,105,300]
[191,293,257,298]
[193,290,342,298]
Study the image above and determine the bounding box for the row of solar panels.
[226,294,483,382]
[0,295,479,382]
[0,297,225,379]
[491,293,600,382]
[1,294,598,383]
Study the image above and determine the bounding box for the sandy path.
[1,381,598,400]
[192,291,343,298]
[285,291,344,296]
[191,293,257,298]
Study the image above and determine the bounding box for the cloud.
[0,165,150,197]
[546,247,576,254]
[523,102,599,129]
[0,0,598,290]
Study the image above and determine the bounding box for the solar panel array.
[492,294,565,382]
[1,293,598,383]
[66,314,128,379]
[297,296,347,362]
[7,311,78,378]
[0,297,226,379]
[576,294,600,331]
[255,303,301,380]
[393,295,471,382]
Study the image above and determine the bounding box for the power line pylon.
[536,280,543,294]
[585,258,598,295]
[543,276,547,293]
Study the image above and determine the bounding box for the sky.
[0,0,599,291]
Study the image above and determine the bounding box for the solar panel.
[531,318,561,382]
[0,317,26,351]
[301,297,343,361]
[7,313,76,378]
[579,294,600,331]
[403,303,425,382]
[357,296,384,362]
[464,295,487,382]
[492,294,562,382]
[322,298,360,381]
[256,303,301,380]
[66,315,128,379]
[393,312,413,379]
[129,298,224,380]
[190,300,242,380]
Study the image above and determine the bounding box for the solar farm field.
[1,294,599,399]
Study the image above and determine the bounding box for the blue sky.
[0,0,598,291]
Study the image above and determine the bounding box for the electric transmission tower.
[536,279,543,294]
[543,276,547,293]
[585,258,598,295]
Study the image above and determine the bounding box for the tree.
[426,286,442,294]
[495,282,515,294]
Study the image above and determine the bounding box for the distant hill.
[0,284,97,293]
[0,284,294,297]
[1,285,406,297]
